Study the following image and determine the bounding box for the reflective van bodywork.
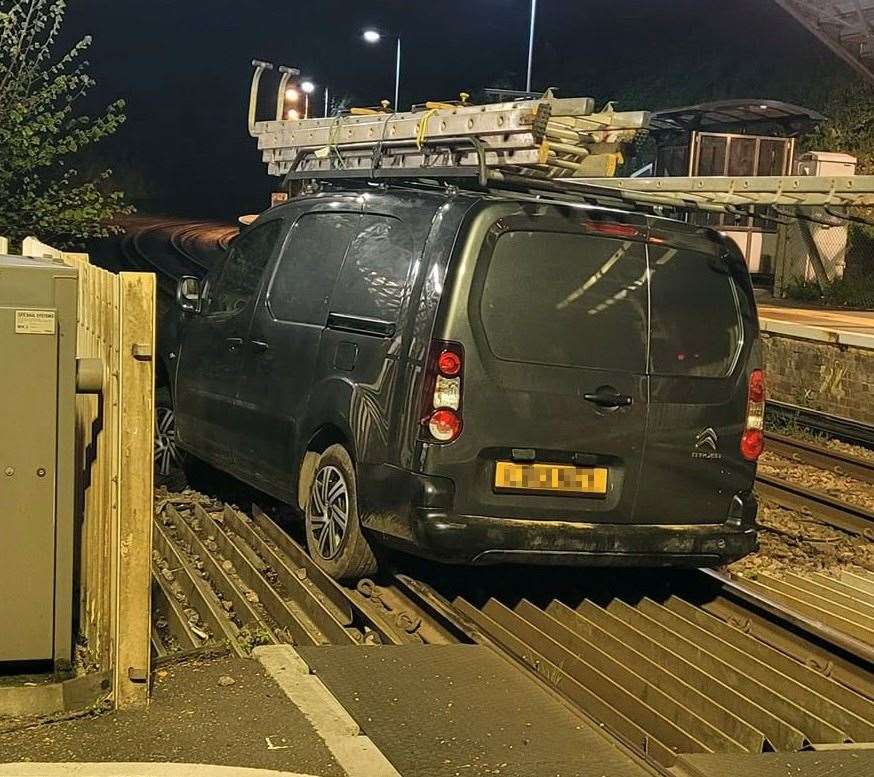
[170,188,759,568]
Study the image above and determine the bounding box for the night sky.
[63,1,853,219]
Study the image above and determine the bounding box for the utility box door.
[0,304,58,661]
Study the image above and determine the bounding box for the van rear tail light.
[437,349,462,377]
[428,408,462,441]
[421,341,464,443]
[741,369,765,461]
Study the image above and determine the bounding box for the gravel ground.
[0,654,344,775]
[768,421,874,462]
[823,437,874,462]
[730,500,874,579]
[758,450,874,512]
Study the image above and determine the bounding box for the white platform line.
[253,645,401,777]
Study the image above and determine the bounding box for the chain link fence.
[774,209,874,306]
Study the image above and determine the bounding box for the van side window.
[480,231,648,373]
[649,246,742,378]
[331,215,413,323]
[268,213,358,324]
[205,220,284,317]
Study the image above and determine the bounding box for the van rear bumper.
[410,509,757,566]
[358,464,757,567]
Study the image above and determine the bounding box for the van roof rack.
[248,62,874,223]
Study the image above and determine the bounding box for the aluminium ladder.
[246,61,874,222]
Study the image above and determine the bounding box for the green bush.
[783,275,874,308]
[783,277,822,302]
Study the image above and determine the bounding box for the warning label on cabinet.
[15,309,56,335]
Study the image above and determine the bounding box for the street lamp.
[362,28,401,112]
[301,79,315,118]
[284,85,300,121]
[526,0,537,93]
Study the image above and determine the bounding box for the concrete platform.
[296,644,654,777]
[759,305,874,349]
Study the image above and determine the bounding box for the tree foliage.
[804,79,874,175]
[0,0,131,247]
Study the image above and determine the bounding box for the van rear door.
[633,236,755,525]
[427,212,649,524]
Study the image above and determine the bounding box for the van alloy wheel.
[310,465,349,560]
[154,405,180,477]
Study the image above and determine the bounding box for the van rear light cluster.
[422,341,464,443]
[740,369,765,461]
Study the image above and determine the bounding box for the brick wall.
[762,333,874,424]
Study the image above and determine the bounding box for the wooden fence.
[21,237,155,709]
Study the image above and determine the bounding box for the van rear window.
[480,231,648,373]
[649,246,742,378]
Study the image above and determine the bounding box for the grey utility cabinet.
[0,253,78,668]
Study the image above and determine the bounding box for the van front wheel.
[304,445,378,581]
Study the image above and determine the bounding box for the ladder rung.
[250,91,649,182]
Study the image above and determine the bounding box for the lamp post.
[301,80,315,118]
[526,0,537,93]
[363,28,401,112]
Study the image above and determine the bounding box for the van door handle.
[583,391,633,408]
[225,337,243,351]
[250,340,269,353]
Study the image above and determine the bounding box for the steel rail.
[755,472,874,538]
[764,431,874,485]
[767,400,874,449]
[700,569,874,667]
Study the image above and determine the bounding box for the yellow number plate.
[494,462,608,495]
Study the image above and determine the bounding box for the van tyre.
[155,386,186,491]
[305,444,378,581]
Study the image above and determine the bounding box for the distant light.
[363,29,381,44]
[758,104,769,110]
[286,109,300,120]
[285,88,299,102]
[301,80,315,94]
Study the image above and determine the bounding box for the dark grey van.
[164,185,761,579]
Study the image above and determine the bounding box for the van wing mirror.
[177,276,202,314]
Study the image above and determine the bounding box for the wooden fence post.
[114,273,155,708]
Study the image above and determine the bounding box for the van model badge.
[693,428,721,459]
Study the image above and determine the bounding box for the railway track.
[746,429,874,659]
[151,490,464,658]
[119,218,233,294]
[152,488,874,770]
[767,400,874,449]
[757,430,874,538]
[764,431,874,486]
